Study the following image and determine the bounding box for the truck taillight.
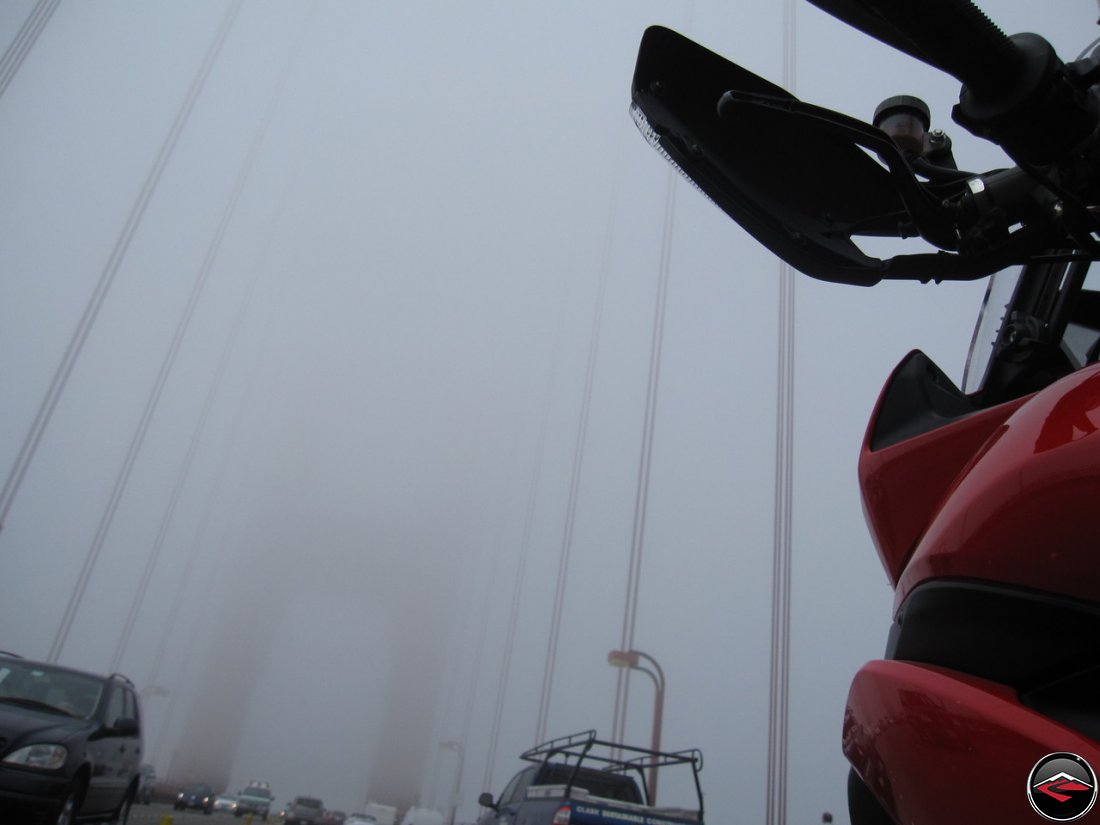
[552,805,572,825]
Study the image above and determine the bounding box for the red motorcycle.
[630,1,1100,822]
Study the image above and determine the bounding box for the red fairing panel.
[844,660,1100,823]
[859,386,1025,587]
[896,364,1100,608]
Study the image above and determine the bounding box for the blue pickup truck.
[477,731,704,825]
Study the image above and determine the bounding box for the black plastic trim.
[867,350,978,451]
[888,579,1100,741]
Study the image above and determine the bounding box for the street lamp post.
[607,649,665,802]
[440,740,465,825]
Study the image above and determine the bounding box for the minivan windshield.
[0,660,104,720]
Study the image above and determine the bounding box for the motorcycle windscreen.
[631,26,913,286]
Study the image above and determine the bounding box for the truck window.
[535,765,642,804]
[500,767,536,807]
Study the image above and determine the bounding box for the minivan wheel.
[54,791,78,825]
[113,792,133,825]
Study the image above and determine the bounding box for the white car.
[346,816,378,825]
[213,794,238,813]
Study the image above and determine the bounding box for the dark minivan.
[0,652,142,823]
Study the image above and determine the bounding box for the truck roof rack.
[520,730,704,817]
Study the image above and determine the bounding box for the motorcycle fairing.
[895,363,1100,607]
[859,355,1100,600]
[844,660,1100,823]
[858,351,1029,585]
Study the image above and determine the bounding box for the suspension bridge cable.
[0,0,60,99]
[532,124,626,746]
[107,131,255,674]
[142,229,290,763]
[448,536,497,821]
[52,147,227,664]
[45,0,245,663]
[145,332,268,768]
[0,0,242,541]
[148,33,326,781]
[144,13,323,763]
[484,381,552,786]
[612,166,676,745]
[108,7,308,674]
[766,3,797,824]
[610,1,693,749]
[482,187,610,778]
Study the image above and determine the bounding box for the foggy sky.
[1,1,1092,821]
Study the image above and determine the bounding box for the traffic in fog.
[0,2,1090,825]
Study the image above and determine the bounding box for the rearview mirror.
[111,716,139,736]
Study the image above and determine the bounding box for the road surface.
[129,803,269,824]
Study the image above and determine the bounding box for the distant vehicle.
[176,782,215,814]
[137,763,157,804]
[285,795,326,825]
[0,651,143,824]
[364,801,397,825]
[322,810,347,824]
[235,781,274,820]
[214,793,238,813]
[346,814,378,825]
[477,731,704,825]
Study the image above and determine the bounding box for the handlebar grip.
[810,0,1095,165]
[807,0,1024,95]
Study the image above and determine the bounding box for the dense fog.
[0,1,1088,820]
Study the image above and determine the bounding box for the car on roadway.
[345,814,377,825]
[0,651,143,824]
[137,764,157,804]
[285,795,326,825]
[175,782,215,813]
[214,793,238,813]
[234,782,274,819]
[323,810,347,823]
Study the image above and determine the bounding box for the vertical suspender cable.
[485,365,555,785]
[532,334,597,746]
[0,0,60,98]
[108,4,311,674]
[612,165,676,746]
[107,108,259,673]
[44,0,245,663]
[479,218,584,787]
[766,3,797,824]
[144,330,267,768]
[483,446,539,784]
[1,0,243,541]
[144,9,322,765]
[532,121,631,746]
[611,1,692,749]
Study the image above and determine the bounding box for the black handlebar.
[808,0,1098,166]
[629,2,1100,284]
[807,0,1022,97]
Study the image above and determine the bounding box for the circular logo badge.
[1028,752,1097,821]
